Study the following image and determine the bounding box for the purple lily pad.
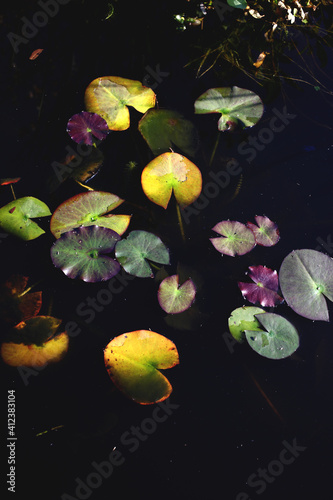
[238,265,284,307]
[67,111,110,146]
[247,216,280,247]
[210,220,256,257]
[50,225,121,282]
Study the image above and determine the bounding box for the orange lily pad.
[141,152,202,209]
[84,76,156,131]
[104,330,179,404]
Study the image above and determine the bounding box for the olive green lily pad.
[0,196,51,241]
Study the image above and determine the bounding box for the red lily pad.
[210,220,256,257]
[238,265,284,307]
[66,111,110,146]
[247,216,280,247]
[0,177,21,186]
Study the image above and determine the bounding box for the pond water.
[1,2,333,500]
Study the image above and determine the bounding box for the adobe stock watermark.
[142,64,170,90]
[7,0,72,54]
[61,399,180,500]
[236,438,307,499]
[17,269,135,386]
[315,234,333,256]
[181,106,296,225]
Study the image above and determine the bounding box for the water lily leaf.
[84,76,156,131]
[279,249,333,321]
[104,330,179,404]
[247,216,280,246]
[0,177,21,186]
[0,196,51,241]
[210,220,256,256]
[238,265,284,307]
[245,313,299,359]
[158,275,196,314]
[115,230,170,278]
[194,86,264,131]
[69,148,104,184]
[141,152,202,209]
[50,191,131,239]
[138,109,199,157]
[51,225,121,282]
[227,0,247,9]
[67,111,110,145]
[0,275,42,324]
[1,316,69,367]
[228,306,266,343]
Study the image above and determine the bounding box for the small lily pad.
[194,86,264,131]
[158,275,196,314]
[104,330,179,404]
[84,76,156,131]
[245,313,299,359]
[210,220,256,256]
[115,230,170,278]
[50,191,131,239]
[228,306,266,343]
[238,265,284,307]
[247,216,280,247]
[141,152,202,209]
[227,0,247,8]
[279,249,333,321]
[0,196,51,241]
[67,111,110,145]
[51,225,121,282]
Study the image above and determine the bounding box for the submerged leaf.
[0,275,42,324]
[210,220,256,256]
[158,275,196,314]
[238,265,284,307]
[0,197,51,241]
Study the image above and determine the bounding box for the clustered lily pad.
[228,306,266,343]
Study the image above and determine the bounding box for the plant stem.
[209,132,220,167]
[10,185,16,200]
[75,180,94,191]
[176,203,185,242]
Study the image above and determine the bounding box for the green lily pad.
[138,109,199,157]
[210,220,256,256]
[51,225,121,282]
[194,86,264,131]
[227,0,247,9]
[50,191,131,239]
[141,152,202,209]
[84,76,156,131]
[245,313,300,359]
[279,249,333,322]
[104,330,179,404]
[228,306,266,343]
[0,196,51,241]
[158,275,196,314]
[115,230,170,278]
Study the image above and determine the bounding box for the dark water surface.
[1,2,333,500]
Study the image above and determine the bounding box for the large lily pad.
[279,249,333,322]
[138,109,199,157]
[115,230,170,278]
[245,313,299,359]
[0,196,51,241]
[141,152,202,209]
[158,275,196,314]
[104,330,179,404]
[210,220,256,256]
[84,76,156,131]
[228,306,266,343]
[194,86,264,131]
[50,191,131,239]
[51,225,121,282]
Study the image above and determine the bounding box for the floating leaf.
[115,230,170,278]
[1,316,69,367]
[0,177,21,186]
[228,306,266,343]
[50,191,131,239]
[238,265,284,307]
[247,216,280,246]
[104,330,179,404]
[84,76,156,131]
[210,220,256,256]
[138,109,199,157]
[0,275,42,324]
[194,86,264,131]
[141,152,202,209]
[245,313,299,359]
[51,225,121,282]
[227,0,247,9]
[0,197,51,241]
[279,249,333,321]
[67,111,110,145]
[158,275,196,314]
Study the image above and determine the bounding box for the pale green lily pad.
[227,0,247,9]
[158,275,196,314]
[0,197,51,241]
[228,306,266,343]
[194,86,264,131]
[210,220,256,256]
